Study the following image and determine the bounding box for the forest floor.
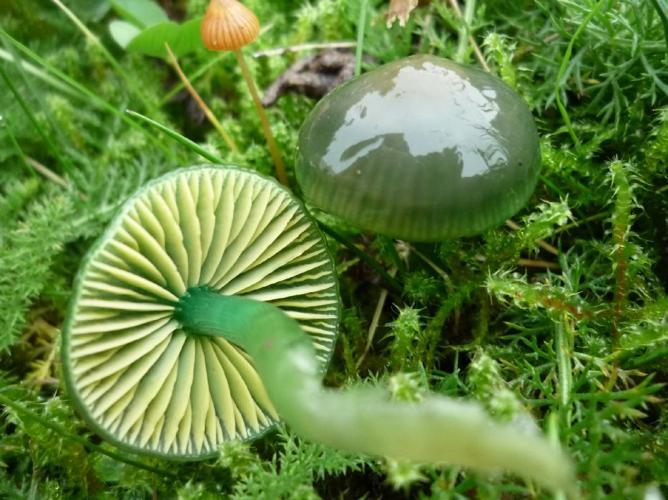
[0,0,667,498]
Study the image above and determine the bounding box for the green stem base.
[176,288,575,495]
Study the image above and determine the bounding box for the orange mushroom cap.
[201,0,260,51]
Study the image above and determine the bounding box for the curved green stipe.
[177,288,574,494]
[297,55,541,241]
[62,164,573,494]
[62,165,339,459]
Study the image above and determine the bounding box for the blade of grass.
[165,44,239,153]
[0,48,79,98]
[355,0,369,76]
[126,109,224,164]
[554,0,607,150]
[455,0,474,64]
[160,53,225,106]
[0,30,174,158]
[1,114,33,176]
[356,268,398,369]
[624,345,668,368]
[0,61,71,171]
[555,316,574,429]
[26,157,70,190]
[49,0,154,110]
[546,413,569,500]
[446,0,490,71]
[649,0,668,52]
[0,35,76,171]
[2,115,70,189]
[0,30,89,102]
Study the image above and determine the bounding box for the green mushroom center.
[62,166,339,458]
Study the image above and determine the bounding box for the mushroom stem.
[176,287,575,495]
[234,49,289,186]
[165,44,240,154]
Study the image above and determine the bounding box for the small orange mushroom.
[201,0,260,51]
[201,0,288,186]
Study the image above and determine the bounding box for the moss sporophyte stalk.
[62,162,573,495]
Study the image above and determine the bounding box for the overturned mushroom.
[62,165,573,494]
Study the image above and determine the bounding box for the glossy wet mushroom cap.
[296,55,542,241]
[62,166,339,458]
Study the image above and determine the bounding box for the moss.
[0,0,667,497]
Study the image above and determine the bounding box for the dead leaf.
[262,50,357,107]
[387,0,419,28]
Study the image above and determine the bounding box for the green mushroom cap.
[62,165,339,459]
[296,55,541,241]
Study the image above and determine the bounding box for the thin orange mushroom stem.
[165,44,240,154]
[234,49,288,185]
[201,0,289,186]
